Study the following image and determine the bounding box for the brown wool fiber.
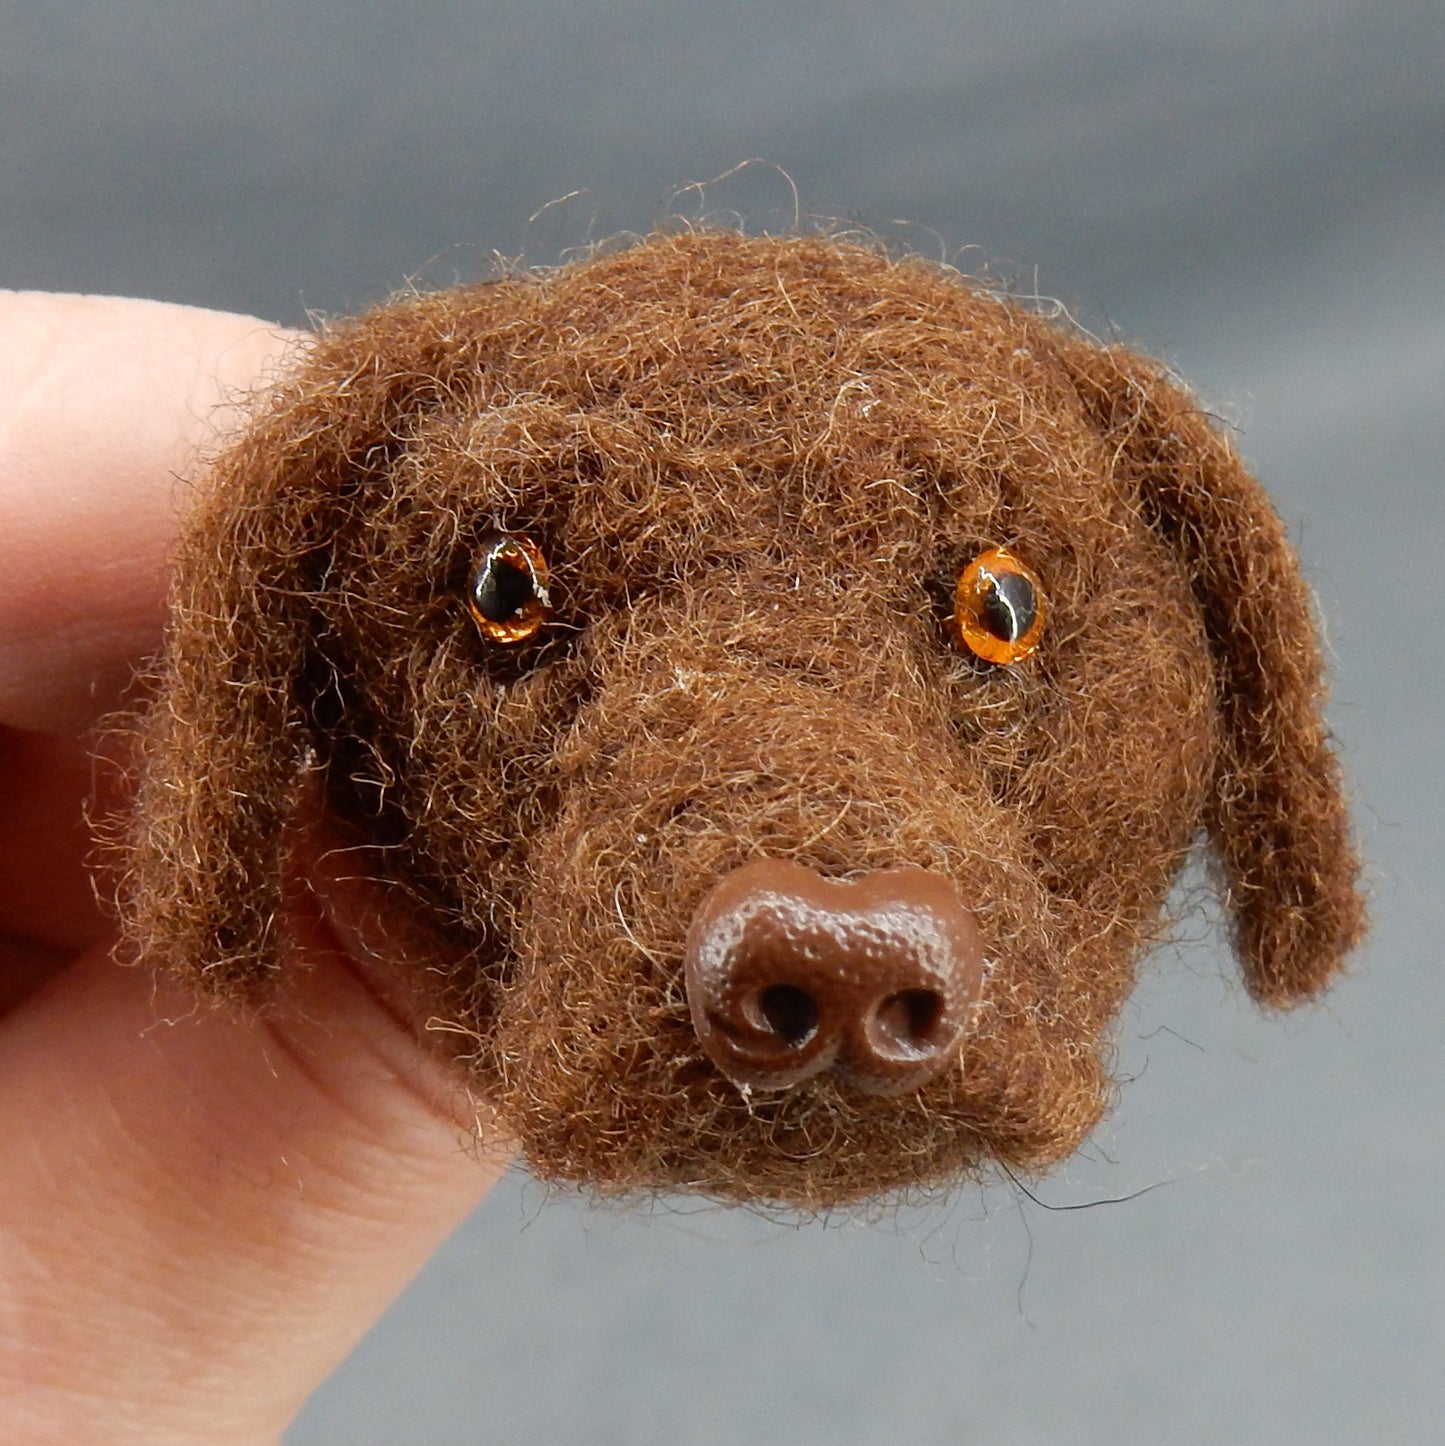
[119,231,1365,1209]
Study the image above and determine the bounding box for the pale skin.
[0,294,511,1445]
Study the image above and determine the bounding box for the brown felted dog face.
[122,232,1363,1208]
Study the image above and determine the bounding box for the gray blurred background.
[5,2,1441,1442]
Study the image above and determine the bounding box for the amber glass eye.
[467,533,551,644]
[951,547,1045,665]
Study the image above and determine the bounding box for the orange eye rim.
[951,546,1046,665]
[466,532,552,645]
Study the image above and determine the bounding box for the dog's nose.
[683,859,986,1096]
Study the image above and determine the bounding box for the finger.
[0,726,106,1013]
[0,295,513,1441]
[0,293,303,735]
[0,888,512,1443]
[0,935,69,1018]
[0,728,123,971]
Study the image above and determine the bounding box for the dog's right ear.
[1041,325,1366,1008]
[121,287,509,997]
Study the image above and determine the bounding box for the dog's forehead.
[396,273,1115,583]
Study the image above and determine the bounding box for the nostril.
[869,989,946,1055]
[753,984,820,1047]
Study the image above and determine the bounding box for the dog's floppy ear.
[1047,331,1365,1006]
[122,288,506,996]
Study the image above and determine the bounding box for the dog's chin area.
[485,962,1102,1208]
[510,1092,1047,1213]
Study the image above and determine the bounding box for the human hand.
[0,294,510,1444]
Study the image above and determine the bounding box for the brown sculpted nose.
[683,859,987,1096]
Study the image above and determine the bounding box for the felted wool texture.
[119,231,1365,1209]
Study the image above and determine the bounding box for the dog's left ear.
[118,287,514,997]
[1045,329,1365,1006]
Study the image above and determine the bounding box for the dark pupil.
[474,548,536,623]
[982,570,1037,642]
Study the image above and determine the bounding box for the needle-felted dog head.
[121,231,1364,1209]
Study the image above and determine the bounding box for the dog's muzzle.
[683,859,986,1096]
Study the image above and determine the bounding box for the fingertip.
[0,293,305,735]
